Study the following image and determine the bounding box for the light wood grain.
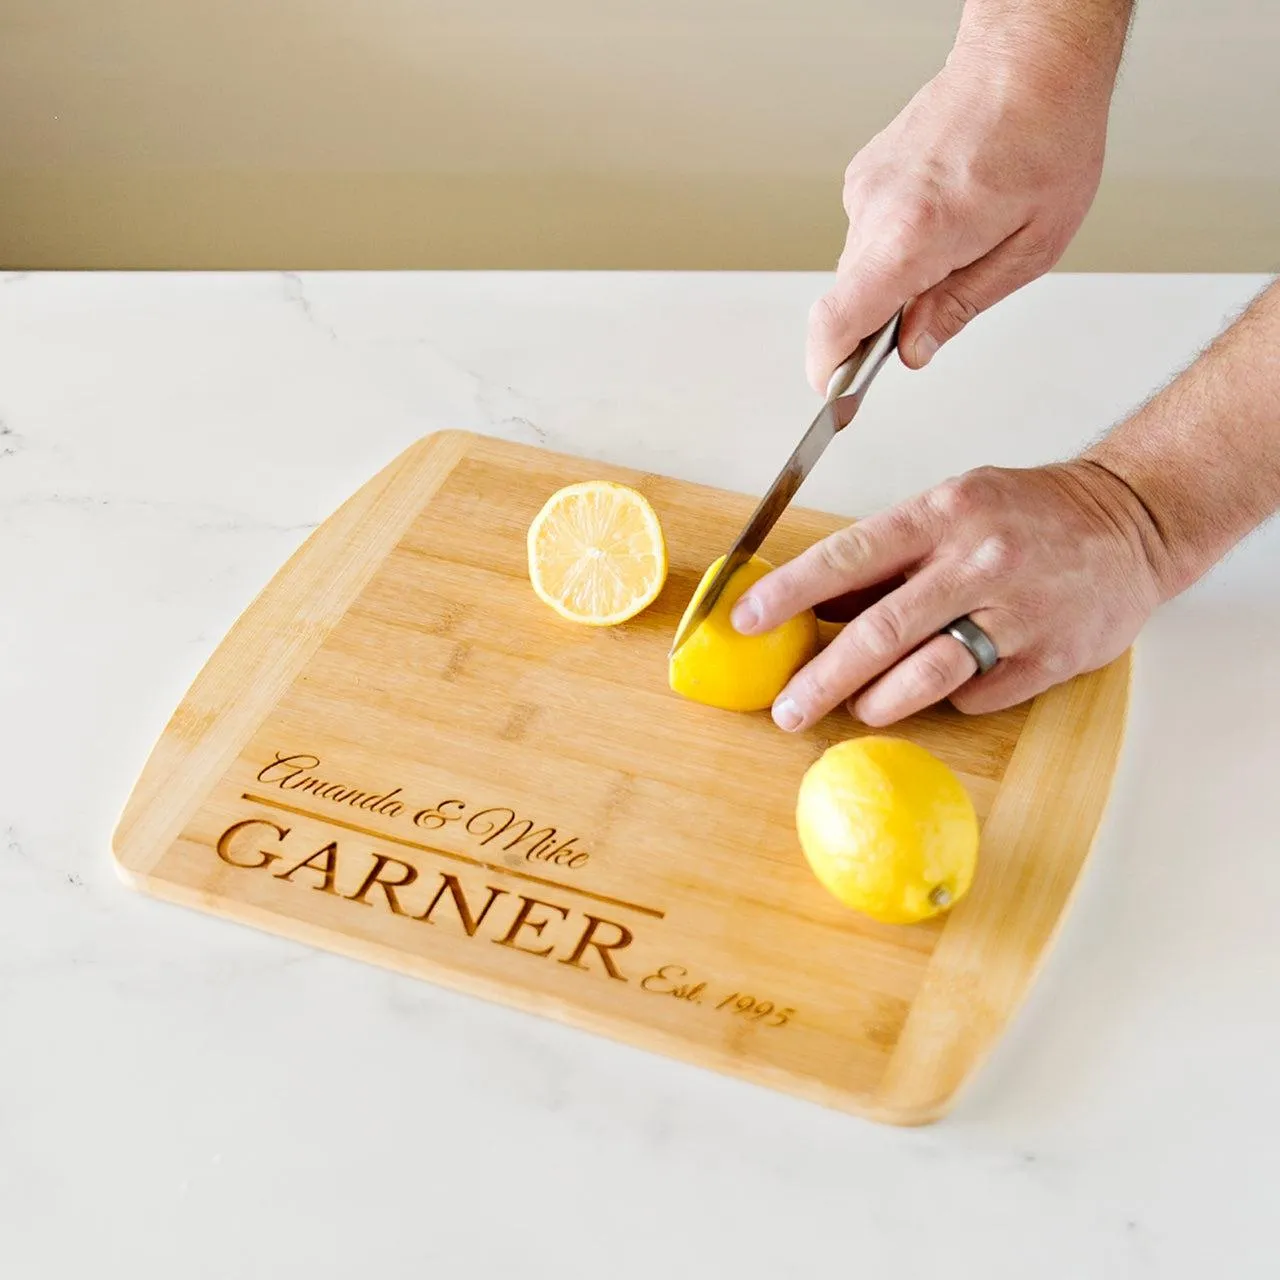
[113,432,469,877]
[113,432,1129,1123]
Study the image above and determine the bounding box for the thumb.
[899,227,1057,368]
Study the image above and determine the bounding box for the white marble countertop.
[2,270,1278,1278]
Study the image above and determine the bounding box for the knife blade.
[669,307,902,656]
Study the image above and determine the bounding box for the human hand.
[807,38,1116,391]
[731,462,1166,729]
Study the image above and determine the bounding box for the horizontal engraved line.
[238,792,666,920]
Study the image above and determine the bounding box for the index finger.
[732,499,938,635]
[807,220,955,393]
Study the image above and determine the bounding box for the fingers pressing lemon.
[796,737,978,924]
[668,555,817,711]
[527,482,667,625]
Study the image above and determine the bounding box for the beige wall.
[2,0,1277,270]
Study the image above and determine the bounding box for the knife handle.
[823,307,904,411]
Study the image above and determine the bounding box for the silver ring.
[944,615,999,675]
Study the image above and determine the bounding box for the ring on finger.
[942,614,999,675]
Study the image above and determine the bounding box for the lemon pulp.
[527,481,667,626]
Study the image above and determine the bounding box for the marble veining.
[0,417,22,458]
[280,270,338,342]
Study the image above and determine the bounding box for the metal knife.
[669,307,903,656]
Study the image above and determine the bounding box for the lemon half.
[796,737,978,924]
[668,555,817,711]
[527,481,668,625]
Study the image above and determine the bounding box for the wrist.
[1058,456,1178,604]
[1079,442,1204,601]
[951,0,1130,104]
[1085,280,1280,603]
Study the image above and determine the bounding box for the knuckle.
[854,602,908,659]
[841,164,867,208]
[875,222,920,274]
[1039,649,1071,680]
[1048,642,1085,679]
[816,525,865,577]
[969,533,1021,578]
[930,468,1002,522]
[808,291,848,340]
[841,151,869,186]
[929,479,965,521]
[966,465,1006,500]
[841,157,886,210]
[929,475,974,521]
[1019,227,1068,269]
[897,190,944,238]
[905,648,959,700]
[1025,646,1072,685]
[932,285,983,335]
[861,190,949,282]
[885,500,928,544]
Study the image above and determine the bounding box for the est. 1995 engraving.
[641,964,795,1028]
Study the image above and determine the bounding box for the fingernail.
[731,595,762,634]
[913,333,939,366]
[772,696,804,732]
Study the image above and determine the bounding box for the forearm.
[1086,279,1280,597]
[952,0,1133,96]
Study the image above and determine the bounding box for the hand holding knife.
[669,308,904,655]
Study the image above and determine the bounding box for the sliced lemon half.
[527,481,668,625]
[668,554,817,711]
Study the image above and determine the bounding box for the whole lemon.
[796,737,978,924]
[669,555,817,712]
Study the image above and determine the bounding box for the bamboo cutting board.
[113,431,1129,1124]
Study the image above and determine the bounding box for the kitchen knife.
[669,307,903,656]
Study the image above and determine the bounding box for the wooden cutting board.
[113,431,1129,1124]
